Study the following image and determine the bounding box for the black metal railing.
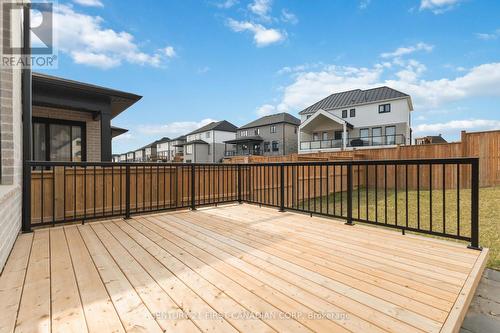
[225,149,262,157]
[300,134,406,150]
[24,158,481,249]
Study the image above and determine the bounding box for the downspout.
[22,3,32,232]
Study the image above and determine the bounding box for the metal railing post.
[468,158,481,250]
[237,164,242,204]
[191,164,196,210]
[345,163,354,225]
[22,162,32,233]
[125,165,131,219]
[279,164,285,212]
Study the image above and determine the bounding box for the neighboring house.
[126,151,135,161]
[224,113,300,157]
[155,137,171,161]
[415,134,447,145]
[134,147,145,161]
[183,121,237,163]
[32,73,141,162]
[119,153,128,162]
[298,86,413,153]
[144,142,157,161]
[170,135,187,161]
[112,154,121,162]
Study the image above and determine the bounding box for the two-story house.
[224,113,300,157]
[183,121,237,163]
[170,135,187,162]
[298,86,413,153]
[126,151,135,161]
[156,137,171,161]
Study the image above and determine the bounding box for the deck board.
[0,204,488,333]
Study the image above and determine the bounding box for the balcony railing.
[24,158,480,249]
[300,134,406,150]
[225,149,262,157]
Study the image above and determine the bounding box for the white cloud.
[248,0,272,20]
[163,46,176,58]
[197,66,211,74]
[73,0,104,7]
[381,42,434,59]
[414,119,500,136]
[281,9,298,24]
[256,104,276,117]
[476,29,500,40]
[359,0,371,9]
[53,5,175,69]
[227,19,285,47]
[215,0,239,9]
[137,119,217,137]
[419,0,462,14]
[258,61,500,114]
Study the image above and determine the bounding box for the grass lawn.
[298,186,500,269]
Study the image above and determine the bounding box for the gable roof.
[187,120,238,135]
[239,112,300,130]
[298,86,410,115]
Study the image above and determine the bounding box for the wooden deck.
[0,204,488,333]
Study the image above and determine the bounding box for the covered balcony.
[224,136,263,157]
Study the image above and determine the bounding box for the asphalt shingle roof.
[239,112,300,130]
[187,120,238,135]
[298,86,409,115]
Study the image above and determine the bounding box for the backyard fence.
[25,158,480,248]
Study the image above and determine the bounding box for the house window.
[272,141,279,151]
[360,128,369,137]
[294,126,297,134]
[241,130,248,137]
[264,142,270,152]
[322,132,328,140]
[33,118,86,162]
[350,109,356,117]
[334,131,343,140]
[206,131,210,138]
[270,125,276,133]
[379,103,391,113]
[254,128,260,135]
[385,126,396,144]
[312,132,319,141]
[342,110,348,118]
[186,145,193,154]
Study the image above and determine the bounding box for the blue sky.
[38,0,500,153]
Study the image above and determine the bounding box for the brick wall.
[0,3,23,271]
[33,106,102,161]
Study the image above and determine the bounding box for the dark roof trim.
[238,112,300,130]
[187,120,238,135]
[111,126,128,138]
[33,72,142,101]
[182,140,209,145]
[224,136,264,144]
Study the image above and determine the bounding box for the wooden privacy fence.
[26,158,481,249]
[226,130,500,188]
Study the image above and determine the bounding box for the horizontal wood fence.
[225,130,500,188]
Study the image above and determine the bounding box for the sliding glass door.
[33,118,86,162]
